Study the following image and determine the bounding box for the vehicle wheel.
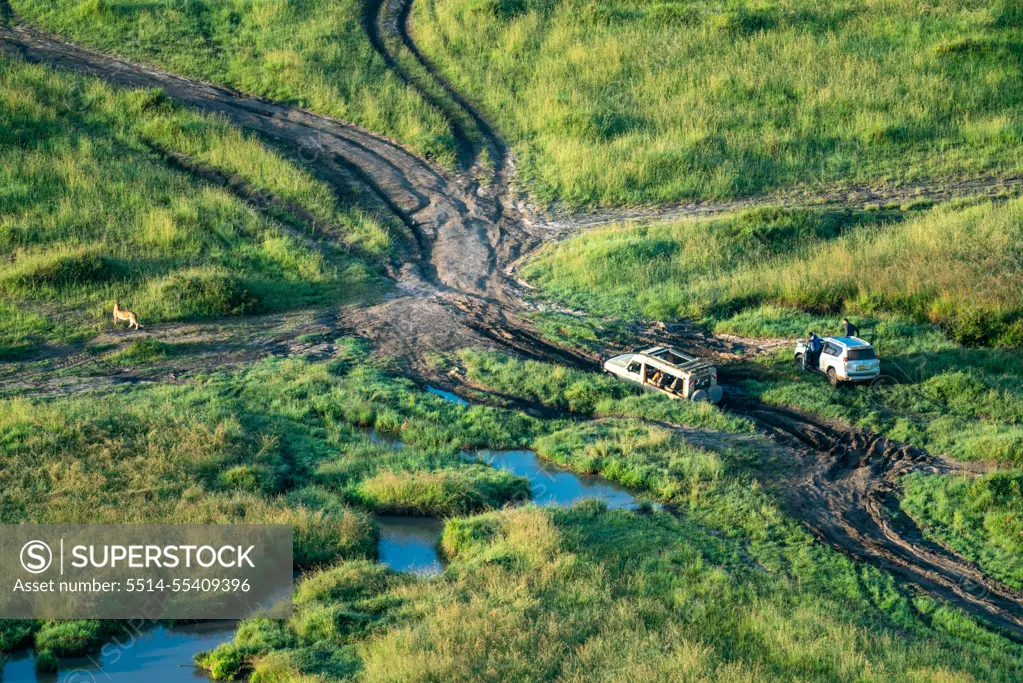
[691,389,709,402]
[794,353,803,368]
[827,368,839,387]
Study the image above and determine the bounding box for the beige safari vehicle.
[603,346,723,403]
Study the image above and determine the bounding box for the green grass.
[0,345,547,527]
[525,201,1023,346]
[412,0,1023,206]
[356,467,529,516]
[12,0,459,167]
[534,419,732,499]
[0,59,385,350]
[108,336,178,363]
[205,495,1023,680]
[453,348,752,432]
[902,470,1023,592]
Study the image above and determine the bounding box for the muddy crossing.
[2,0,1022,640]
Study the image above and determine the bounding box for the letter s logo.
[20,540,52,574]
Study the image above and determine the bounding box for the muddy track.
[731,398,1023,639]
[376,0,512,187]
[3,4,1023,639]
[361,0,476,173]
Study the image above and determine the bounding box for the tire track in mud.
[0,18,503,299]
[735,399,1023,639]
[3,3,1023,639]
[362,0,476,173]
[373,0,512,186]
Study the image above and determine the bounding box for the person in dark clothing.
[805,332,822,371]
[842,318,859,338]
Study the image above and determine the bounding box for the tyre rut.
[734,399,1023,639]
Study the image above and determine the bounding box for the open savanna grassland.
[0,59,389,358]
[524,200,1023,346]
[193,358,1023,681]
[413,0,1023,206]
[523,200,1023,606]
[10,0,460,166]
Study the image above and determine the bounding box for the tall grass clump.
[356,467,530,515]
[412,0,1023,206]
[525,201,1023,347]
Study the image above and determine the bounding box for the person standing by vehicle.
[842,317,859,338]
[805,332,822,371]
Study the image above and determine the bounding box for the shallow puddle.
[472,449,637,510]
[426,385,469,406]
[375,515,445,575]
[1,622,234,682]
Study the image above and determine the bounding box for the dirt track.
[739,400,1023,639]
[2,3,1022,638]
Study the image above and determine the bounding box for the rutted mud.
[736,399,1023,638]
[2,2,1022,639]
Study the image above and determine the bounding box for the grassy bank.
[11,0,459,167]
[413,0,1023,206]
[202,447,1023,680]
[902,470,1023,592]
[524,201,1023,346]
[0,59,385,356]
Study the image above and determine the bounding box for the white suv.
[794,336,880,386]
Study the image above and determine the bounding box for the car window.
[822,343,839,356]
[627,361,641,374]
[847,348,877,361]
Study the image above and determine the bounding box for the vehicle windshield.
[847,348,877,360]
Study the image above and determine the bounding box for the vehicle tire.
[708,386,724,404]
[691,389,709,402]
[794,353,803,369]
[827,368,839,387]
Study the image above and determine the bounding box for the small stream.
[1,622,234,682]
[374,386,641,576]
[0,386,639,680]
